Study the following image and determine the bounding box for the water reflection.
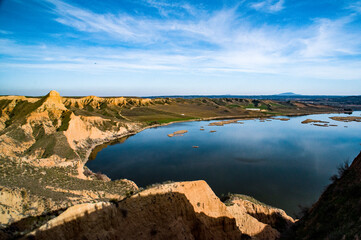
[88,136,131,160]
[87,112,361,216]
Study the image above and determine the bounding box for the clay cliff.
[22,181,293,240]
[0,90,147,166]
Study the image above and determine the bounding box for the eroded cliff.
[23,181,294,240]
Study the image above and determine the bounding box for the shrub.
[330,160,350,182]
[295,205,310,219]
[337,160,350,178]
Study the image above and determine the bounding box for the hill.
[277,92,299,96]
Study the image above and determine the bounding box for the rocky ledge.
[22,180,293,240]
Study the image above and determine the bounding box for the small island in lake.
[167,130,188,137]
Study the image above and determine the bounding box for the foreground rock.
[22,181,294,240]
[225,195,294,239]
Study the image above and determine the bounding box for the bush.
[330,160,350,182]
[95,172,111,181]
[337,160,350,178]
[296,205,310,219]
[83,167,93,177]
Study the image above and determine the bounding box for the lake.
[86,112,361,216]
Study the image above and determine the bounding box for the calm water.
[87,112,361,216]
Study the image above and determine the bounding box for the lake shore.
[84,110,341,171]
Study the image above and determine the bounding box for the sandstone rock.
[226,196,294,240]
[26,181,294,240]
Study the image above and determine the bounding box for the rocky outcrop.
[37,90,67,112]
[225,195,294,240]
[63,95,156,109]
[25,181,294,240]
[284,151,361,239]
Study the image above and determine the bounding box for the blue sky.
[1,0,361,96]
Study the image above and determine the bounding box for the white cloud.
[347,1,361,13]
[299,17,360,58]
[250,0,285,13]
[0,30,12,35]
[142,0,197,17]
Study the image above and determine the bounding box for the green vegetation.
[244,103,256,108]
[147,117,197,125]
[6,127,33,143]
[221,193,270,208]
[57,111,72,131]
[330,160,350,182]
[227,104,241,108]
[27,133,77,159]
[120,107,193,123]
[144,180,176,190]
[258,104,269,110]
[4,101,37,127]
[0,159,137,202]
[270,102,285,107]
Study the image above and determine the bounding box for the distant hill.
[277,92,300,96]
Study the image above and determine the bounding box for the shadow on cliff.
[248,211,294,233]
[14,192,248,240]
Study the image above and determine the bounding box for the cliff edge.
[23,181,294,240]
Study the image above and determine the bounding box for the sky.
[1,0,361,96]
